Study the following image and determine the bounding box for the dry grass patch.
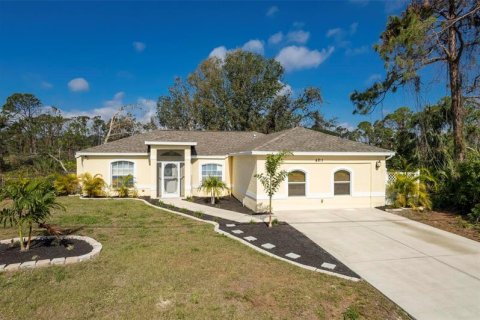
[0,197,408,319]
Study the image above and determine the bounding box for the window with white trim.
[201,163,222,181]
[334,170,351,195]
[288,170,306,196]
[111,161,134,188]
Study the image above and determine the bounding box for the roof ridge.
[252,127,297,151]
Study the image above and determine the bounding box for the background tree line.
[1,0,479,215]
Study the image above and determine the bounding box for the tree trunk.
[448,1,465,162]
[18,224,25,251]
[26,222,32,250]
[268,196,272,228]
[211,191,215,205]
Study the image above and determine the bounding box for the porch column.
[184,146,192,197]
[150,146,158,198]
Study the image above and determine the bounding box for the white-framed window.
[334,170,351,195]
[111,161,134,188]
[288,170,306,197]
[201,163,223,181]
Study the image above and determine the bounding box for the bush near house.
[79,173,106,198]
[54,173,80,195]
[386,169,436,210]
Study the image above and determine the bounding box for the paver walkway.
[161,198,265,223]
[275,208,480,320]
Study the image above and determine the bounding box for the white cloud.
[275,46,334,72]
[132,41,146,53]
[268,32,284,45]
[292,21,305,29]
[209,46,228,60]
[137,97,157,123]
[277,82,293,96]
[41,81,53,89]
[68,77,89,92]
[103,91,125,109]
[345,45,369,56]
[326,28,342,38]
[286,30,310,44]
[242,39,264,55]
[266,6,279,17]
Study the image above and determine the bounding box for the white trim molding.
[145,141,197,146]
[230,151,395,157]
[76,152,148,158]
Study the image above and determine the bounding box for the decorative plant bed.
[140,196,359,280]
[187,196,266,215]
[0,235,102,272]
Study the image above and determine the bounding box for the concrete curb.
[0,235,102,272]
[80,197,360,282]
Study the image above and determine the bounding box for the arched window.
[288,170,306,196]
[334,170,351,195]
[111,161,134,188]
[201,163,223,181]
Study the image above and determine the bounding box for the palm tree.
[114,174,134,198]
[387,168,436,210]
[255,151,291,227]
[80,173,106,197]
[198,176,228,205]
[0,180,64,251]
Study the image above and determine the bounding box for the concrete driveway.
[275,208,480,320]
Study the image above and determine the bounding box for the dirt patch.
[390,209,480,243]
[0,238,93,265]
[187,196,265,215]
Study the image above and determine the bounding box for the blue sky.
[0,0,446,128]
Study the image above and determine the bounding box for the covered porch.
[147,141,195,199]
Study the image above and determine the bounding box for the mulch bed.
[0,238,93,265]
[187,196,265,215]
[142,196,359,279]
[385,208,480,243]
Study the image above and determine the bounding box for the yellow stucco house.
[76,127,394,212]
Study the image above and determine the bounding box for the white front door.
[162,162,180,197]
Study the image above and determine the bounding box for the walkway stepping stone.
[226,224,236,227]
[231,229,243,234]
[261,243,275,249]
[321,262,336,270]
[243,236,257,242]
[285,252,301,259]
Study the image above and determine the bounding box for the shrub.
[54,173,80,195]
[468,204,480,224]
[434,153,480,214]
[80,173,106,197]
[387,169,435,210]
[343,306,360,320]
[114,174,134,198]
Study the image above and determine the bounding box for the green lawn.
[0,197,407,319]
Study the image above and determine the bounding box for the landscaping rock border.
[79,196,360,281]
[0,235,102,272]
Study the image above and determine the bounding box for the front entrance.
[161,162,180,197]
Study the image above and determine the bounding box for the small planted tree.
[115,174,134,198]
[198,176,228,205]
[0,179,64,251]
[80,173,106,197]
[255,151,291,227]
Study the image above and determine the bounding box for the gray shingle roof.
[78,127,392,156]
